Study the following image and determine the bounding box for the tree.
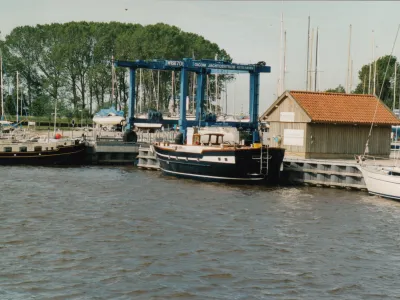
[353,55,399,108]
[1,26,42,108]
[325,85,345,93]
[1,21,232,117]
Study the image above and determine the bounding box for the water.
[1,166,400,299]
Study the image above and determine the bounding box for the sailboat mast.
[373,31,377,96]
[278,12,284,95]
[363,74,367,94]
[171,70,174,114]
[368,64,372,94]
[350,59,353,92]
[309,28,314,91]
[398,73,400,117]
[346,24,352,93]
[206,74,210,111]
[157,70,160,111]
[225,80,228,115]
[0,54,3,118]
[54,97,57,137]
[16,71,19,123]
[192,72,196,114]
[394,62,397,110]
[215,53,218,114]
[111,56,115,103]
[233,79,236,116]
[368,31,373,94]
[283,30,287,93]
[139,68,143,113]
[314,27,319,92]
[192,50,196,114]
[20,85,23,117]
[306,16,310,91]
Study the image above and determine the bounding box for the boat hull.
[93,116,125,125]
[153,145,285,183]
[359,166,400,200]
[0,142,86,166]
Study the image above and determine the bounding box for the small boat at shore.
[92,106,125,130]
[152,128,285,183]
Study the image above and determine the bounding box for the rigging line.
[363,24,400,157]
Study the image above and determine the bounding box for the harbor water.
[1,166,400,299]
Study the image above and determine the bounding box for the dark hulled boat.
[0,139,86,165]
[153,132,285,183]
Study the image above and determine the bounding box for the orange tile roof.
[289,90,400,125]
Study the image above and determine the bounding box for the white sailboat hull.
[359,166,400,200]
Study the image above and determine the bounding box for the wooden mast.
[16,71,19,123]
[394,62,397,110]
[314,27,319,92]
[368,31,373,94]
[309,28,314,91]
[283,30,287,93]
[0,54,3,118]
[306,16,310,91]
[346,24,352,93]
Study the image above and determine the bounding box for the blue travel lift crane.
[114,58,271,143]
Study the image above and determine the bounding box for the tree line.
[326,55,400,110]
[0,21,231,119]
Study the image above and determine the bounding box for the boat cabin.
[192,133,224,146]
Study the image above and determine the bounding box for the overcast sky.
[1,0,400,114]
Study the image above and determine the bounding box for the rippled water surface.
[1,166,400,299]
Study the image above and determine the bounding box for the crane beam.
[114,58,271,142]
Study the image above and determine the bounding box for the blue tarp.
[94,106,124,117]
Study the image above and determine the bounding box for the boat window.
[209,135,218,144]
[388,171,400,176]
[200,133,224,145]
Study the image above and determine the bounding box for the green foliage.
[354,55,399,108]
[325,85,346,93]
[31,95,52,116]
[1,21,232,117]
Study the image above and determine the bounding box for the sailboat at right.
[355,24,400,200]
[356,88,400,201]
[358,161,400,200]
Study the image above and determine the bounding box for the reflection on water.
[1,166,400,299]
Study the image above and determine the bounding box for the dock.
[282,157,366,190]
[86,139,139,165]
